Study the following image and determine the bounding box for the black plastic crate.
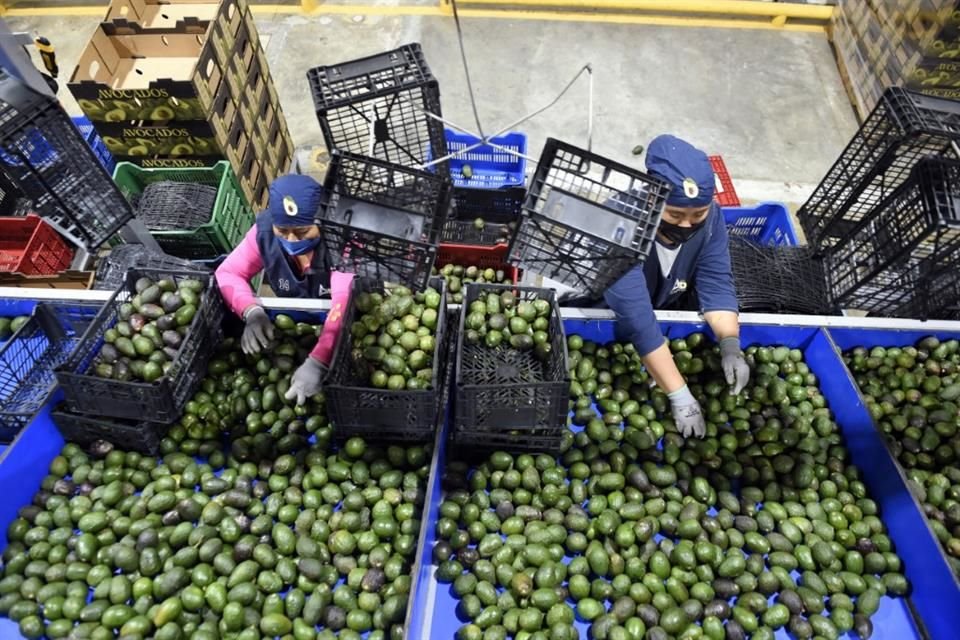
[728,238,830,315]
[93,245,210,291]
[508,138,670,299]
[0,303,99,443]
[319,151,450,290]
[826,157,960,308]
[452,283,569,453]
[439,186,523,246]
[307,43,448,174]
[0,69,133,251]
[921,264,960,320]
[798,87,960,249]
[51,408,166,456]
[325,277,447,441]
[55,268,224,423]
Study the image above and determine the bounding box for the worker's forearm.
[642,342,686,394]
[704,310,740,341]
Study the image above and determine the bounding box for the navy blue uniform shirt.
[604,203,738,356]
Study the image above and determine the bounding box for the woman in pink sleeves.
[215,174,352,405]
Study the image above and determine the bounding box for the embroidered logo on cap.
[283,196,298,217]
[683,178,699,199]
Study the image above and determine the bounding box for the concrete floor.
[7,11,857,207]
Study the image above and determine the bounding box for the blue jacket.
[604,203,738,355]
[255,214,332,298]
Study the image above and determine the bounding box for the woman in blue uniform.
[605,135,750,438]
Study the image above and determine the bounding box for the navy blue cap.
[268,174,324,227]
[645,134,715,208]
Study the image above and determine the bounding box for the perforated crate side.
[0,70,133,251]
[55,269,224,423]
[93,245,208,291]
[798,88,960,248]
[306,43,448,173]
[0,303,98,443]
[321,222,438,292]
[450,185,525,223]
[827,158,960,305]
[51,409,165,455]
[509,138,669,298]
[321,151,450,242]
[325,277,447,441]
[453,283,569,452]
[709,155,740,207]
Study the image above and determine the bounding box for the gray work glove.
[668,384,706,438]
[285,357,328,406]
[720,336,750,395]
[241,306,275,355]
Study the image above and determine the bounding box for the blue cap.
[645,134,715,208]
[268,174,324,227]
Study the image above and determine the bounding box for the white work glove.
[285,357,328,406]
[241,306,274,355]
[668,385,706,438]
[720,337,751,395]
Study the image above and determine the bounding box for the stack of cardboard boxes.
[68,0,295,210]
[832,1,960,120]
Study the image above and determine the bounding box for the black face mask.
[659,220,705,246]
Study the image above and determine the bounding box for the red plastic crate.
[437,243,520,284]
[0,215,73,275]
[709,155,741,207]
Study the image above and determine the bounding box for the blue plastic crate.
[0,127,55,167]
[71,116,115,174]
[444,129,526,189]
[723,202,798,247]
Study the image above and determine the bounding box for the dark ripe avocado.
[156,314,176,331]
[510,334,534,350]
[134,277,154,294]
[100,343,120,364]
[141,304,165,320]
[488,314,507,331]
[161,292,183,313]
[162,330,183,349]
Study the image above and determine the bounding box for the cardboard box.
[118,154,223,168]
[93,119,220,157]
[68,26,222,122]
[209,78,237,140]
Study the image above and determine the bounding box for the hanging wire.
[414,0,595,171]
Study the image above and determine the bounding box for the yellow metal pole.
[452,0,833,21]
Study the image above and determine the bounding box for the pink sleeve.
[215,226,264,317]
[310,271,354,366]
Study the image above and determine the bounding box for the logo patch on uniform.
[683,178,699,199]
[671,280,688,295]
[283,196,298,217]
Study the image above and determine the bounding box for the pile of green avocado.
[433,263,512,304]
[435,335,908,640]
[348,284,442,391]
[92,276,206,383]
[0,315,29,340]
[463,289,554,361]
[844,337,960,576]
[0,311,429,640]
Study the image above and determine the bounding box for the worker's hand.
[241,306,274,355]
[285,357,328,406]
[720,337,750,395]
[668,384,706,438]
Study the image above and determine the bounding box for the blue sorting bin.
[723,202,799,247]
[408,319,937,640]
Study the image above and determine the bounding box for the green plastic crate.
[112,161,254,259]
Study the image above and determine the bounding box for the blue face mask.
[277,236,320,256]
